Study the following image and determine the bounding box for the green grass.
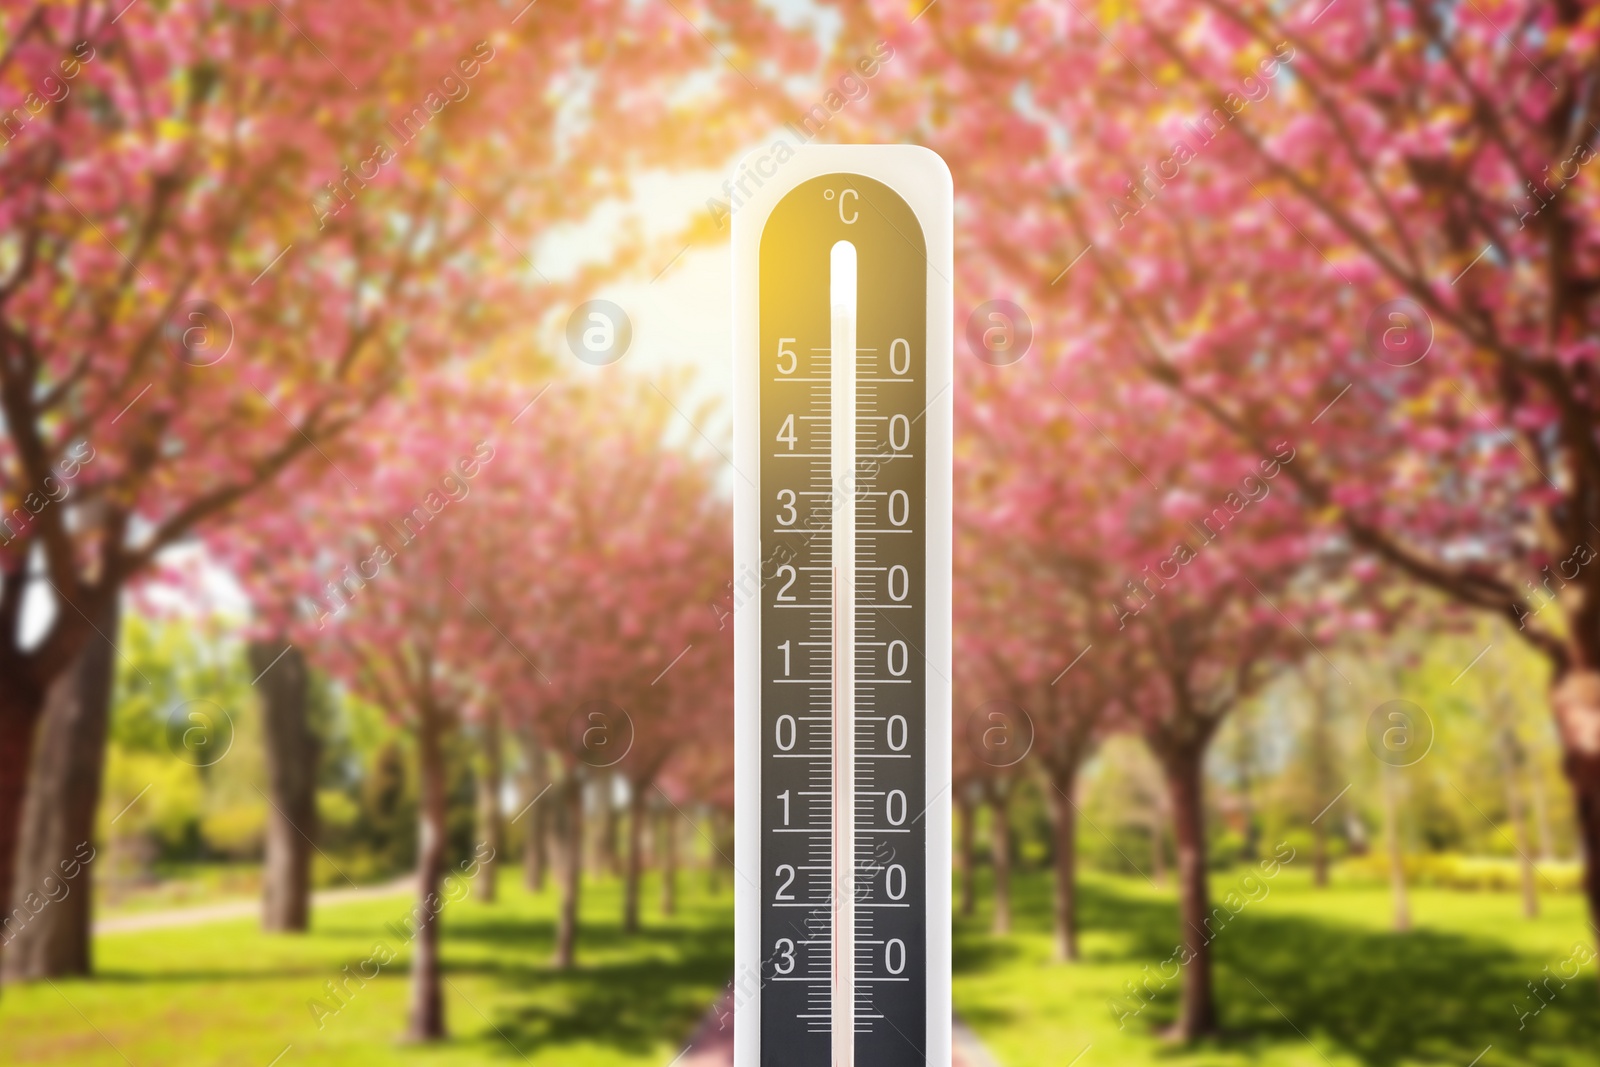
[2,870,734,1066]
[4,863,1596,1066]
[954,867,1599,1067]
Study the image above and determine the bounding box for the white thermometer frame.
[732,144,953,1066]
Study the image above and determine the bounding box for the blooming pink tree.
[452,380,730,962]
[1078,415,1308,1038]
[0,0,800,979]
[958,363,1128,959]
[231,377,519,1040]
[954,563,1122,957]
[511,394,729,938]
[960,342,1312,1023]
[264,375,735,1010]
[829,0,1600,1019]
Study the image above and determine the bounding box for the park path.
[93,877,414,935]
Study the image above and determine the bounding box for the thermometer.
[733,145,952,1066]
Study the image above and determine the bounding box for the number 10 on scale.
[733,147,953,1066]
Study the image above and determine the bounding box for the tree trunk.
[720,807,735,889]
[1148,803,1168,888]
[1231,714,1258,861]
[705,807,718,892]
[251,639,316,934]
[406,700,448,1042]
[1307,674,1335,888]
[475,709,503,904]
[1382,763,1410,933]
[1345,808,1370,856]
[555,774,584,969]
[1529,760,1556,861]
[1311,815,1328,889]
[600,779,619,877]
[661,805,678,917]
[1043,769,1079,961]
[988,788,1011,936]
[0,684,47,985]
[622,784,645,933]
[520,725,548,892]
[1550,670,1600,994]
[1498,725,1539,919]
[957,790,975,918]
[2,595,118,982]
[1164,749,1218,1040]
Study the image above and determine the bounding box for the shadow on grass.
[82,890,737,1061]
[957,872,1599,1067]
[447,908,735,1058]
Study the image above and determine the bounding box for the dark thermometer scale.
[733,146,952,1066]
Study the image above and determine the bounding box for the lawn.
[2,864,1595,1066]
[0,871,734,1067]
[954,867,1599,1067]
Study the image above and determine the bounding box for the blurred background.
[2,1,1598,1065]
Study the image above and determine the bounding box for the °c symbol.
[839,188,859,225]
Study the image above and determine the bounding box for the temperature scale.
[733,146,952,1066]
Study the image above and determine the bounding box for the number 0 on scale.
[733,146,952,1066]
